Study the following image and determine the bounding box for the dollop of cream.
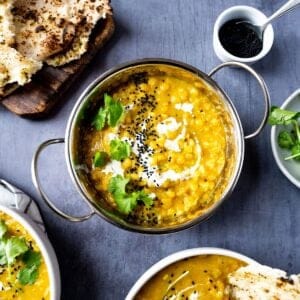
[164,121,187,152]
[157,117,181,135]
[102,116,202,188]
[175,103,193,113]
[102,160,124,176]
[144,140,201,187]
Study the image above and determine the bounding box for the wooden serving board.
[1,15,115,118]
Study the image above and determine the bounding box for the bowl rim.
[64,58,245,234]
[125,247,259,299]
[270,88,300,189]
[0,204,61,300]
[213,5,274,63]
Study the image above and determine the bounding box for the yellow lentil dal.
[0,212,50,300]
[76,68,236,227]
[134,255,245,300]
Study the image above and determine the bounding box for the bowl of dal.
[125,247,258,300]
[0,204,60,300]
[32,58,270,233]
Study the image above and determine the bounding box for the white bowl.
[126,247,259,299]
[0,204,61,300]
[271,88,300,188]
[213,6,274,64]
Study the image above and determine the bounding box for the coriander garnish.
[93,151,109,168]
[268,106,300,161]
[108,175,153,214]
[109,139,131,161]
[92,93,124,130]
[0,219,42,286]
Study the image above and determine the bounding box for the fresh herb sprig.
[109,139,131,161]
[268,106,300,161]
[93,151,109,168]
[0,220,42,286]
[108,175,153,214]
[18,250,42,285]
[93,139,131,168]
[92,93,124,130]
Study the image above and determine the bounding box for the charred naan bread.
[12,0,76,61]
[12,0,111,64]
[0,0,111,98]
[46,0,112,66]
[0,0,42,97]
[0,0,15,46]
[0,45,42,96]
[227,264,300,300]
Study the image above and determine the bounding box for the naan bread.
[12,0,111,64]
[12,0,76,61]
[227,264,300,300]
[0,0,111,98]
[0,0,15,46]
[46,0,112,66]
[0,45,42,96]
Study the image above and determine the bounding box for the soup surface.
[134,255,245,300]
[0,212,50,300]
[76,68,236,227]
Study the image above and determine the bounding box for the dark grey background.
[0,0,299,299]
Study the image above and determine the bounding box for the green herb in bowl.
[268,106,300,161]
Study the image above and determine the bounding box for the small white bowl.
[125,247,259,299]
[0,204,61,300]
[213,6,274,64]
[271,89,300,188]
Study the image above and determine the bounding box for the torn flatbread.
[0,0,112,98]
[227,264,300,300]
[46,0,112,66]
[0,45,42,96]
[12,0,76,61]
[0,0,15,46]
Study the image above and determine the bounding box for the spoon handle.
[263,0,300,29]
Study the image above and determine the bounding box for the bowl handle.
[208,61,270,139]
[31,138,95,222]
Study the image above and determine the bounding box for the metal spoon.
[240,0,300,39]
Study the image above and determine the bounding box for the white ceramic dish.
[0,204,61,300]
[125,247,259,299]
[213,6,274,64]
[271,88,300,188]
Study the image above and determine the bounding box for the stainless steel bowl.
[32,59,270,233]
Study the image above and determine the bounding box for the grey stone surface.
[0,0,299,299]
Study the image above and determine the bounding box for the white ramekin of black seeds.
[213,6,274,64]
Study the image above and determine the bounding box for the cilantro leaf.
[133,190,154,206]
[108,175,129,196]
[285,143,300,161]
[17,250,41,285]
[104,94,124,127]
[22,250,41,268]
[5,237,28,265]
[18,264,39,285]
[115,195,138,215]
[0,221,42,286]
[268,106,300,125]
[110,139,131,161]
[0,240,7,265]
[291,143,300,161]
[108,175,154,214]
[278,131,295,149]
[92,93,124,130]
[92,107,107,130]
[93,151,109,168]
[0,220,7,239]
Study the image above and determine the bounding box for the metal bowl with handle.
[32,59,270,233]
